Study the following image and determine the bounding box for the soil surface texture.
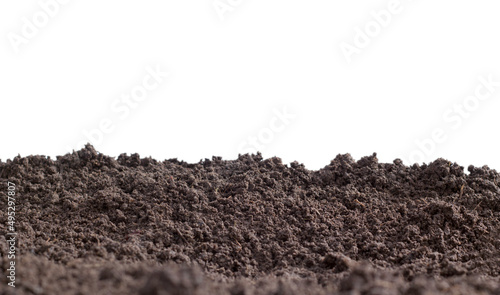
[1,144,499,294]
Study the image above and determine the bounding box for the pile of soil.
[1,144,499,294]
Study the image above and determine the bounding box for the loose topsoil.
[1,144,499,294]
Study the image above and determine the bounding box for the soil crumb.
[1,145,499,294]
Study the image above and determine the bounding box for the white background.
[1,0,499,171]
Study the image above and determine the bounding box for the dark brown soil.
[1,144,499,294]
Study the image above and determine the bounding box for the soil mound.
[1,145,499,294]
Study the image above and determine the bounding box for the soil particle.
[1,145,499,294]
